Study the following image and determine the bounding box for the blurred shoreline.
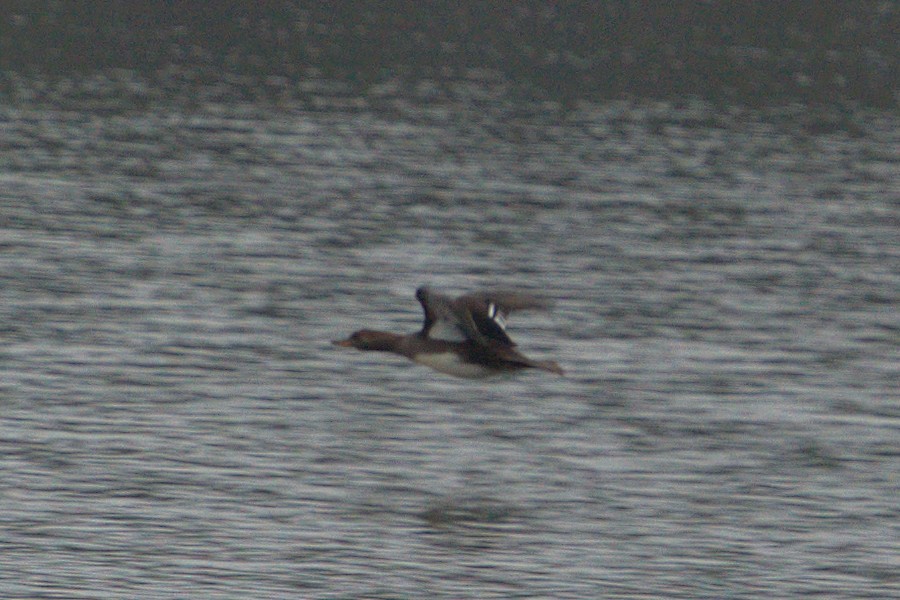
[1,1,896,108]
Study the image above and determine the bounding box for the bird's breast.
[412,351,496,378]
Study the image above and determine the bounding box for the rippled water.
[0,91,897,598]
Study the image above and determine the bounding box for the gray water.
[0,91,898,598]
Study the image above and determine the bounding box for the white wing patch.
[488,302,507,330]
[428,318,468,342]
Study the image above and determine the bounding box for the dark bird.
[333,287,564,378]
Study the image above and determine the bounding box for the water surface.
[0,88,897,598]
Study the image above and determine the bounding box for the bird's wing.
[452,291,550,347]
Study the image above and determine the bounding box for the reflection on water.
[0,80,897,598]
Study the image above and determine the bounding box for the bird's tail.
[532,359,564,376]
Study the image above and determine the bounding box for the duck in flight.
[333,287,564,378]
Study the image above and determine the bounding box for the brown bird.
[333,287,563,378]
